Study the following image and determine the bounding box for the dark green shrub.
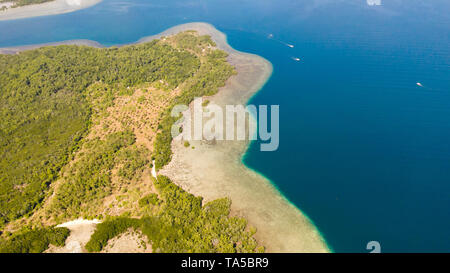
[0,227,70,253]
[138,194,161,207]
[85,217,140,252]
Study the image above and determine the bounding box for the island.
[0,23,329,253]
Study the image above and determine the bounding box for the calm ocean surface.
[1,0,449,252]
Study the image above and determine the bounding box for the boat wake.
[268,33,295,48]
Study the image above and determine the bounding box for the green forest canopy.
[0,40,199,226]
[0,32,258,253]
[85,176,263,253]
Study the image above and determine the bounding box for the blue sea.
[1,0,449,252]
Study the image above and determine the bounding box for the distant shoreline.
[0,39,103,54]
[0,0,102,21]
[0,22,330,252]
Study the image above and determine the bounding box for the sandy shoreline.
[0,0,102,21]
[0,22,330,252]
[158,23,329,252]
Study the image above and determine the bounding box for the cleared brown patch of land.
[101,229,152,253]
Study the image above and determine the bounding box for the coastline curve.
[0,22,330,253]
[156,23,330,252]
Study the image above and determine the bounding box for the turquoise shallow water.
[1,0,449,252]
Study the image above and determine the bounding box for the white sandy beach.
[0,0,102,21]
[0,22,330,253]
[45,219,101,253]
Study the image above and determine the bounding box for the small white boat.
[416,82,423,87]
[287,44,294,48]
[292,57,301,62]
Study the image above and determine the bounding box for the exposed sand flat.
[46,219,101,253]
[0,22,329,253]
[0,0,102,21]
